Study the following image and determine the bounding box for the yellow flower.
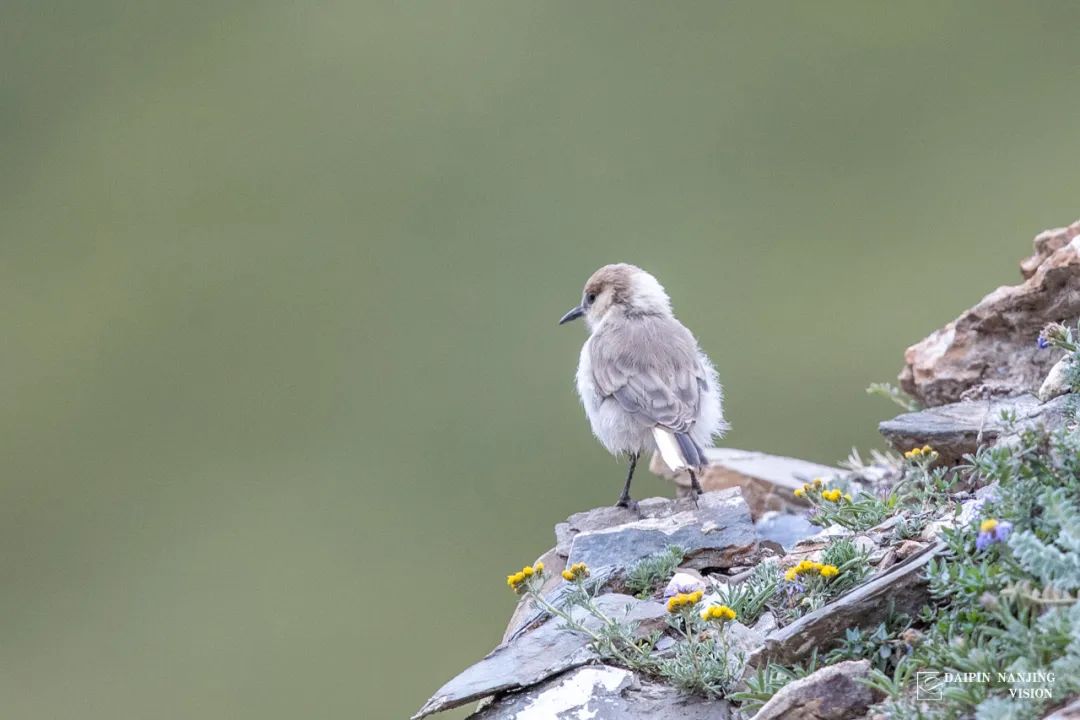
[784,567,798,582]
[701,604,737,622]
[506,571,527,591]
[534,561,544,573]
[820,564,839,578]
[812,478,824,488]
[666,591,703,613]
[562,562,590,583]
[904,447,921,459]
[522,566,534,577]
[794,487,806,498]
[843,493,852,502]
[921,445,933,454]
[822,489,842,502]
[980,518,999,533]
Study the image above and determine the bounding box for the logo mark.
[917,671,942,701]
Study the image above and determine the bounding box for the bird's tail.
[652,428,706,472]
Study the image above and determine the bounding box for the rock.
[894,540,926,560]
[1021,219,1080,279]
[650,448,843,519]
[749,542,944,668]
[1039,355,1075,402]
[1043,696,1080,719]
[664,571,707,597]
[414,594,665,719]
[566,489,759,574]
[899,225,1080,407]
[756,511,820,550]
[556,505,642,557]
[468,665,732,719]
[751,660,882,720]
[879,393,1071,464]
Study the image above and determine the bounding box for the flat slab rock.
[650,447,840,518]
[879,393,1070,464]
[469,665,732,720]
[900,224,1080,407]
[749,541,944,668]
[752,660,882,720]
[564,488,759,573]
[413,594,666,719]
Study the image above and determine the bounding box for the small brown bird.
[559,264,728,507]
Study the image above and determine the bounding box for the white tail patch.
[652,428,687,472]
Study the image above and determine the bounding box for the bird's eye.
[585,292,597,305]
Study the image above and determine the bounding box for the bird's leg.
[616,452,639,509]
[688,468,703,506]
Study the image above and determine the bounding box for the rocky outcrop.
[751,660,882,720]
[469,665,732,719]
[419,216,1080,720]
[900,221,1080,407]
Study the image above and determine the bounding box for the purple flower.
[975,519,1012,551]
[784,581,806,597]
[1038,336,1051,349]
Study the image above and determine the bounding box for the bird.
[559,263,728,508]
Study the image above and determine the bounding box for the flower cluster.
[784,559,839,582]
[794,477,825,498]
[700,604,736,623]
[666,590,704,613]
[821,488,851,503]
[975,518,1013,551]
[1037,322,1070,350]
[561,562,590,582]
[903,445,936,460]
[506,561,545,592]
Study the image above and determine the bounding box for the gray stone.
[749,542,944,668]
[650,448,843,519]
[556,505,641,557]
[566,489,758,573]
[756,512,820,550]
[878,394,1071,464]
[1039,355,1075,402]
[414,594,665,719]
[751,660,882,720]
[468,665,732,719]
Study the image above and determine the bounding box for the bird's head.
[559,263,672,331]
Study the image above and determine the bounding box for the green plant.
[825,605,912,673]
[624,545,684,599]
[730,650,820,713]
[712,561,781,626]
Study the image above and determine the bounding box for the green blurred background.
[3,2,1079,718]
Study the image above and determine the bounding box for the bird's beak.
[558,305,584,325]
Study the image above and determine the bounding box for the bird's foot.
[688,470,703,508]
[615,496,640,514]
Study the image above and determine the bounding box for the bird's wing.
[589,317,706,433]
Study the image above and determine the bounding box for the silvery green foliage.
[1008,488,1080,591]
[974,696,1033,720]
